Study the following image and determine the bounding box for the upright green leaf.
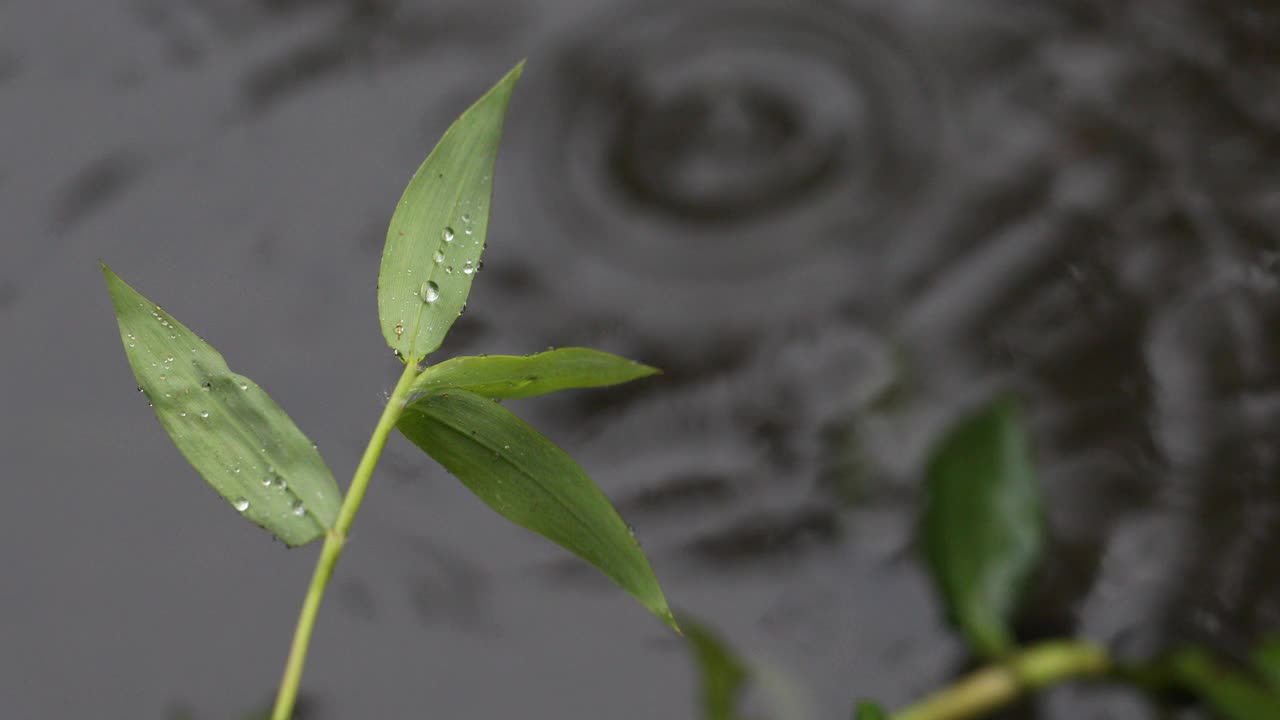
[684,620,753,720]
[410,348,659,399]
[397,389,677,632]
[103,265,341,546]
[1170,649,1280,720]
[852,700,888,720]
[922,394,1043,658]
[378,61,524,362]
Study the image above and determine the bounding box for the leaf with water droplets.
[103,265,341,546]
[922,394,1044,659]
[397,389,678,632]
[410,348,659,399]
[378,61,523,362]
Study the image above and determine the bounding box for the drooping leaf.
[397,389,677,632]
[103,265,341,546]
[378,61,523,363]
[1253,636,1280,694]
[1170,649,1280,720]
[922,394,1044,658]
[683,619,752,720]
[852,700,888,720]
[410,348,659,399]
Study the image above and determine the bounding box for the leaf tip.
[661,607,683,636]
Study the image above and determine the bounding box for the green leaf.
[378,61,524,363]
[683,620,752,720]
[852,700,888,720]
[410,347,659,399]
[1253,636,1280,694]
[1171,649,1280,720]
[922,394,1044,658]
[397,389,677,632]
[103,265,341,546]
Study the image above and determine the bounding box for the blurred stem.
[893,641,1112,720]
[271,360,421,720]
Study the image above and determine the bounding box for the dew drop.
[433,249,445,264]
[290,499,306,517]
[464,227,473,236]
[421,281,440,303]
[442,227,455,243]
[461,213,471,224]
[239,382,249,391]
[445,265,454,274]
[263,475,275,488]
[233,497,250,512]
[200,410,210,418]
[462,261,474,275]
[179,411,187,417]
[201,382,212,392]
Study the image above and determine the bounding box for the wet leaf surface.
[398,388,677,631]
[104,265,340,546]
[378,62,523,363]
[410,347,658,399]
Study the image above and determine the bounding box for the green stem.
[271,360,421,720]
[892,641,1111,720]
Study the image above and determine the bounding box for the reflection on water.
[4,0,1280,718]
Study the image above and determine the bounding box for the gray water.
[2,1,1278,718]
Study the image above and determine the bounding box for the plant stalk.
[271,360,421,720]
[892,641,1111,720]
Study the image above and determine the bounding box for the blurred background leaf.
[1169,649,1280,720]
[921,394,1044,658]
[852,700,888,720]
[684,619,754,720]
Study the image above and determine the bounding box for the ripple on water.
[515,0,941,335]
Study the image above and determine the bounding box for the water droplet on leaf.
[442,227,455,243]
[233,497,249,512]
[421,281,440,303]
